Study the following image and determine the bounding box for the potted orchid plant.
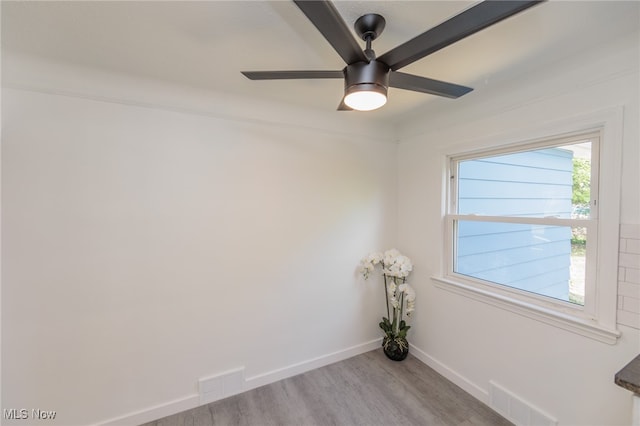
[360,249,415,361]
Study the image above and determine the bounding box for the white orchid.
[360,251,384,279]
[360,262,374,279]
[387,281,397,294]
[390,297,399,309]
[359,248,416,337]
[406,301,415,316]
[381,250,413,279]
[383,248,400,265]
[403,284,416,302]
[368,252,383,264]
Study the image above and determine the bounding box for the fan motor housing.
[344,61,389,91]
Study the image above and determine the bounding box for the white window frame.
[433,108,623,344]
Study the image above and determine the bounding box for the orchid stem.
[383,272,390,319]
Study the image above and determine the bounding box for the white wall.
[2,56,398,425]
[396,32,640,425]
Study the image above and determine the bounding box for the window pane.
[570,226,587,305]
[454,220,585,305]
[457,142,592,218]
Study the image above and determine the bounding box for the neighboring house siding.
[456,148,574,301]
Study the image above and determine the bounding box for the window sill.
[432,275,621,345]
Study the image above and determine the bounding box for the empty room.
[2,1,639,425]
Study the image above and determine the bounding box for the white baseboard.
[96,338,381,426]
[97,394,199,426]
[244,338,382,391]
[408,342,489,404]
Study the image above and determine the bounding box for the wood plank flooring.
[141,349,512,426]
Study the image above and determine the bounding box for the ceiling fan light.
[344,84,387,111]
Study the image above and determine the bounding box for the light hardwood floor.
[141,349,512,426]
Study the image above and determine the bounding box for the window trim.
[434,107,623,344]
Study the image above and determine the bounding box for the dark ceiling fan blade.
[378,1,543,71]
[293,0,368,65]
[242,70,344,80]
[337,98,353,111]
[389,72,473,99]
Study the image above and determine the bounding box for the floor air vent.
[489,381,557,426]
[198,367,245,405]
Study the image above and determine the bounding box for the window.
[437,124,622,344]
[452,135,596,307]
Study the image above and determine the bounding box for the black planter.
[382,336,409,361]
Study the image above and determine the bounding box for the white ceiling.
[2,1,639,121]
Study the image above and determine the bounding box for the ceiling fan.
[242,0,543,111]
